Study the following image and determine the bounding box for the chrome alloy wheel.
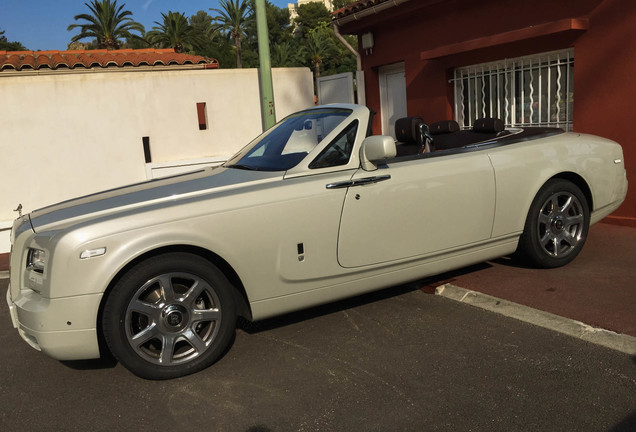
[536,191,585,258]
[125,272,222,366]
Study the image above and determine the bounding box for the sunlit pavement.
[421,222,636,342]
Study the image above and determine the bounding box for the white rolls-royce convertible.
[7,104,627,379]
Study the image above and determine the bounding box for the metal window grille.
[452,49,574,130]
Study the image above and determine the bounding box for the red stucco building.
[334,0,635,226]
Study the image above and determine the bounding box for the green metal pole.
[255,0,276,130]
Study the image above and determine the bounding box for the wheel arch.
[95,245,252,358]
[515,172,592,268]
[548,171,594,211]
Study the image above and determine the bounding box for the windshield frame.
[223,107,356,172]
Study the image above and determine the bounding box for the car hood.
[28,166,281,232]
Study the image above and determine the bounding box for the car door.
[336,152,496,268]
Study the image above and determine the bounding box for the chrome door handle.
[326,175,391,189]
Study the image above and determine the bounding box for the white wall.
[0,66,314,253]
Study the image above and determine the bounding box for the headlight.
[27,248,46,274]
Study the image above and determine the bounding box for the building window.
[452,49,574,130]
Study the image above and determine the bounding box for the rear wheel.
[517,179,589,268]
[102,253,237,379]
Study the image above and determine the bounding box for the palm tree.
[147,11,203,53]
[67,0,144,50]
[272,41,299,67]
[210,0,251,68]
[302,29,339,88]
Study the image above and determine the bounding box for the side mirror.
[360,136,396,171]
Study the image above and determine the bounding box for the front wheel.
[102,253,237,379]
[516,179,590,268]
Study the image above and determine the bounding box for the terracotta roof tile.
[0,48,219,72]
[50,53,69,68]
[36,54,53,69]
[18,54,35,70]
[2,54,20,70]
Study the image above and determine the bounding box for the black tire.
[102,253,237,380]
[516,179,590,268]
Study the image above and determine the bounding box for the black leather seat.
[394,116,426,156]
[431,118,508,151]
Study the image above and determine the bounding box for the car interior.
[394,115,565,158]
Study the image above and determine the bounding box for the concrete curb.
[435,283,636,356]
[0,271,8,280]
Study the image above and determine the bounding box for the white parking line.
[436,283,636,356]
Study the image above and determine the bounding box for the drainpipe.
[333,22,365,106]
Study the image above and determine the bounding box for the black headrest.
[473,118,504,133]
[430,120,460,135]
[395,116,424,145]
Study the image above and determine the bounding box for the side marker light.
[80,247,107,260]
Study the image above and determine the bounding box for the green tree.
[301,27,339,89]
[271,40,302,67]
[190,10,217,41]
[188,11,235,65]
[210,0,252,68]
[245,0,290,45]
[124,34,150,49]
[67,0,144,50]
[293,2,331,37]
[332,0,352,10]
[147,11,203,53]
[0,29,28,51]
[239,0,293,68]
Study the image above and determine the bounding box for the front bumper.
[6,285,103,360]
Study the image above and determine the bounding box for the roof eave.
[333,0,414,26]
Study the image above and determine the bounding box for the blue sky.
[0,0,292,51]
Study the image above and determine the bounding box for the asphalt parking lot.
[1,278,635,432]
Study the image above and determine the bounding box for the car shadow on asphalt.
[237,257,516,335]
[607,410,636,432]
[238,282,422,335]
[415,254,540,294]
[491,255,540,269]
[415,261,493,293]
[61,355,118,371]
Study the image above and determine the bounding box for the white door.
[317,72,355,105]
[379,62,407,139]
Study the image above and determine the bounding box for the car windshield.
[224,108,353,171]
